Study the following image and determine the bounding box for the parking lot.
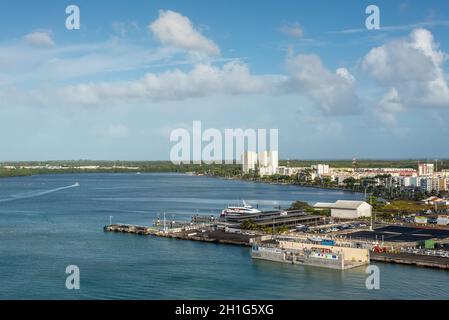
[401,247,449,258]
[348,225,449,242]
[296,222,367,234]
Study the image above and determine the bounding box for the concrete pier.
[104,224,255,246]
[371,252,449,270]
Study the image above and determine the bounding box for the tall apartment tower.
[241,151,258,174]
[241,150,279,176]
[258,151,269,168]
[269,151,279,172]
[316,164,330,175]
[418,163,434,176]
[258,150,279,176]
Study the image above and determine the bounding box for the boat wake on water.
[0,183,80,203]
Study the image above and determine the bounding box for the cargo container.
[415,216,428,224]
[425,239,435,249]
[321,239,335,246]
[437,215,449,226]
[418,239,436,249]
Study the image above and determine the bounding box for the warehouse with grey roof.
[314,200,372,219]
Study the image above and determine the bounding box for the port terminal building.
[222,210,324,229]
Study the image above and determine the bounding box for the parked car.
[359,223,367,227]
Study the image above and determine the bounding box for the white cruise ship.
[220,200,261,217]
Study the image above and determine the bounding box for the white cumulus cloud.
[283,53,359,115]
[57,61,271,106]
[149,10,220,57]
[376,87,405,125]
[280,22,304,38]
[23,31,55,47]
[363,28,449,109]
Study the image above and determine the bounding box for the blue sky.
[0,0,448,161]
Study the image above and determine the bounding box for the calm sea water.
[0,173,448,300]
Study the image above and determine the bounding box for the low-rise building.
[422,196,449,206]
[277,166,304,176]
[224,209,324,229]
[313,202,333,210]
[330,201,372,219]
[314,200,372,219]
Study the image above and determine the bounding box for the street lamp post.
[364,185,374,231]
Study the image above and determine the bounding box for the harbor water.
[0,173,448,299]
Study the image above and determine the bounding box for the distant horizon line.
[1,158,449,163]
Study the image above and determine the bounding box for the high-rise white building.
[241,150,278,176]
[258,151,279,177]
[269,150,278,172]
[418,163,434,176]
[314,164,330,176]
[241,151,258,174]
[258,151,269,168]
